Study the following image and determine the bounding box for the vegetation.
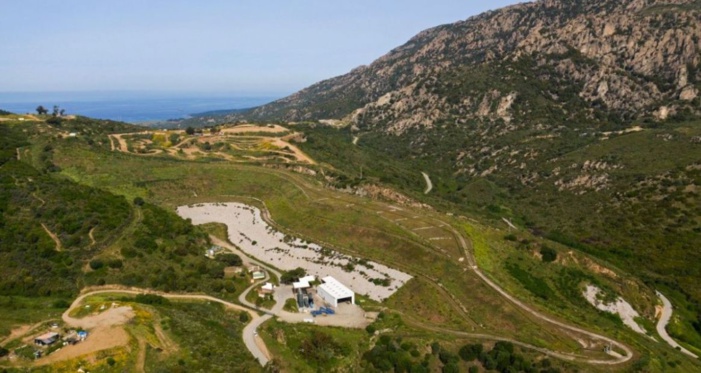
[216,253,243,266]
[280,267,306,284]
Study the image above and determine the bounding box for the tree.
[540,246,557,263]
[133,197,145,206]
[169,133,180,145]
[36,105,48,115]
[52,105,60,117]
[217,253,243,266]
[59,109,66,116]
[280,267,306,284]
[185,126,195,135]
[459,343,483,361]
[46,116,62,126]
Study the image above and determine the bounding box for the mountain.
[247,0,700,127]
[231,0,701,346]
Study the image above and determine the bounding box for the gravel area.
[583,285,646,334]
[177,203,412,302]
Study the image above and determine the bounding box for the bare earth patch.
[583,285,645,334]
[34,326,129,366]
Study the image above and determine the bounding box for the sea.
[0,92,280,123]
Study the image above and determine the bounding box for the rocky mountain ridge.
[244,0,701,133]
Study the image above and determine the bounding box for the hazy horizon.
[1,1,522,94]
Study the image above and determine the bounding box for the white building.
[317,276,354,307]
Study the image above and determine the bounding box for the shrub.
[52,299,71,309]
[133,197,145,206]
[540,246,558,263]
[365,324,377,335]
[106,357,116,366]
[280,267,306,284]
[134,293,169,305]
[107,259,123,269]
[217,253,243,266]
[459,343,483,361]
[239,311,250,323]
[89,259,104,270]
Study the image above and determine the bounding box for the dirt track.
[421,172,432,194]
[41,223,62,251]
[656,291,699,358]
[446,223,634,365]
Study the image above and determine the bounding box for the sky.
[1,1,522,96]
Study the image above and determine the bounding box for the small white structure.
[68,132,77,137]
[293,280,310,290]
[261,282,275,292]
[318,276,354,307]
[300,275,316,283]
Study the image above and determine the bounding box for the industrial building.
[317,276,354,307]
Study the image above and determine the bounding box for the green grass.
[23,120,700,371]
[260,318,369,372]
[0,296,67,347]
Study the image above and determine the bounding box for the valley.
[2,1,701,372]
[1,112,698,372]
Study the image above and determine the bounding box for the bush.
[52,299,71,309]
[106,357,116,366]
[365,324,377,335]
[439,350,459,365]
[107,259,123,269]
[540,246,558,263]
[46,117,63,126]
[134,293,169,305]
[133,197,145,206]
[217,253,243,266]
[89,259,104,270]
[239,311,250,323]
[442,363,459,373]
[280,267,306,284]
[459,343,483,361]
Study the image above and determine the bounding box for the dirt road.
[422,172,433,194]
[212,234,282,366]
[447,223,634,365]
[41,223,62,251]
[656,291,699,358]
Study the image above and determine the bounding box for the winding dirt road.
[211,235,284,366]
[656,291,699,358]
[446,223,634,364]
[422,172,433,194]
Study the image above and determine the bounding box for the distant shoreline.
[0,93,279,123]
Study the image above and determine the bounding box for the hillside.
[245,0,701,126]
[222,0,701,353]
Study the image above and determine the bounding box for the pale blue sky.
[1,1,522,95]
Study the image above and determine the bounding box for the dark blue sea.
[0,92,279,123]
